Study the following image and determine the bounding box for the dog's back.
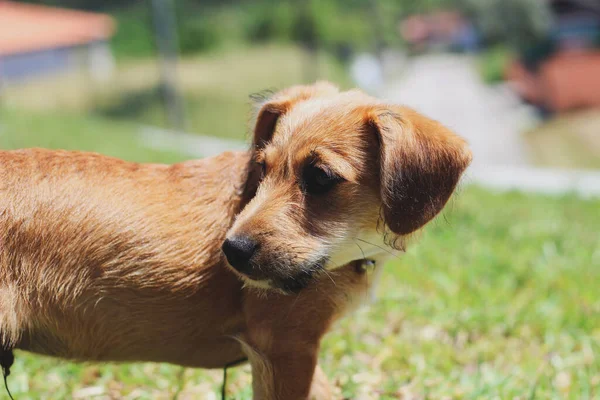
[0,149,247,367]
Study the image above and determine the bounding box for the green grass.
[323,187,600,399]
[3,45,351,141]
[0,108,189,164]
[95,45,350,140]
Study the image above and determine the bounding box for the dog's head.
[223,82,472,292]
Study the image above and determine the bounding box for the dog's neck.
[326,229,397,270]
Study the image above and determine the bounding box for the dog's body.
[0,82,471,399]
[0,149,249,368]
[0,148,371,398]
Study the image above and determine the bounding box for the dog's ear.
[240,82,339,206]
[252,81,339,149]
[366,106,472,238]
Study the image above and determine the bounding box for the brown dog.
[0,82,471,399]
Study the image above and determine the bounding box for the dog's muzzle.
[222,238,328,293]
[221,235,258,276]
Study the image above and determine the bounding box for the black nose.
[222,236,258,274]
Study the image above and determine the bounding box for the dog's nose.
[222,236,258,274]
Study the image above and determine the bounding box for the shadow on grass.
[95,85,166,124]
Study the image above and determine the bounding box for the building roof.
[0,1,115,56]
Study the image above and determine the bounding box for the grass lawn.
[324,187,599,399]
[2,45,350,141]
[0,108,189,164]
[1,107,598,398]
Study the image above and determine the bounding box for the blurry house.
[400,11,479,53]
[507,0,600,113]
[0,1,115,83]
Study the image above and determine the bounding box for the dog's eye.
[256,161,267,178]
[303,165,341,195]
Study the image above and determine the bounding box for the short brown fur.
[0,82,471,399]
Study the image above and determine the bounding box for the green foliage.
[478,45,512,84]
[246,1,297,43]
[27,0,497,59]
[177,15,223,54]
[107,0,400,61]
[110,6,156,59]
[243,0,379,60]
[176,2,250,54]
[307,0,374,58]
[25,0,557,60]
[462,0,553,50]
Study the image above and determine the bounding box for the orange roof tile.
[0,1,115,56]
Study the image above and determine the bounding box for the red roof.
[0,1,115,56]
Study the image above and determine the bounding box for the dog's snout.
[222,236,258,273]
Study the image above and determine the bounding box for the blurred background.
[1,0,599,399]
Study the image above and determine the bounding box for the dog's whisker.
[354,237,402,260]
[353,239,367,261]
[320,268,337,287]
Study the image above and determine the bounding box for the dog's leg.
[240,288,335,400]
[240,339,331,400]
[241,262,371,399]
